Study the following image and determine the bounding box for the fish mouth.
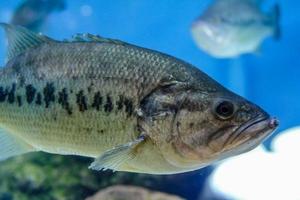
[225,116,279,152]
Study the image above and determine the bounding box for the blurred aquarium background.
[0,0,299,200]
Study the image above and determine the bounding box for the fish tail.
[272,4,281,40]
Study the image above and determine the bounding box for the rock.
[85,185,185,200]
[0,152,210,199]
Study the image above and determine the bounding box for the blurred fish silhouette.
[191,0,280,58]
[11,0,65,31]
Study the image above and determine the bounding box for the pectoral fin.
[89,135,145,171]
[0,128,36,161]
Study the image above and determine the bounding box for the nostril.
[269,118,279,129]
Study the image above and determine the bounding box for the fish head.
[139,83,278,172]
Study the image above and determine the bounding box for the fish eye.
[215,101,235,120]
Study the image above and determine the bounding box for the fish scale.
[0,23,277,174]
[0,39,179,157]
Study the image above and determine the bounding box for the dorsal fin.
[0,23,55,62]
[64,33,127,45]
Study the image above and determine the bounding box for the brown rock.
[85,185,185,200]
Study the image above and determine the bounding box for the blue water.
[1,0,299,136]
[0,0,299,199]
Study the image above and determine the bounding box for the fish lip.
[226,115,278,147]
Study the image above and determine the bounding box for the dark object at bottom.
[0,153,213,200]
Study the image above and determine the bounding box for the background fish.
[11,0,65,31]
[0,23,278,174]
[191,0,280,58]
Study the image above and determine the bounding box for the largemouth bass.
[0,23,278,174]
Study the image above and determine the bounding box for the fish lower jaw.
[223,128,273,159]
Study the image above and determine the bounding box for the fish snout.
[268,117,279,129]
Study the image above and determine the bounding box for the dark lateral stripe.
[43,83,55,108]
[92,92,102,111]
[25,84,36,104]
[17,95,22,107]
[76,90,87,112]
[58,88,72,115]
[0,87,7,102]
[124,98,134,116]
[116,95,124,110]
[0,83,135,117]
[104,95,113,112]
[7,83,16,104]
[87,83,94,93]
[116,95,134,116]
[35,92,42,105]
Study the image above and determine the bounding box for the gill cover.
[138,81,210,170]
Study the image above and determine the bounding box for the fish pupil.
[221,106,229,114]
[216,101,234,119]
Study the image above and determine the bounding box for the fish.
[11,0,65,31]
[191,0,280,58]
[0,23,278,174]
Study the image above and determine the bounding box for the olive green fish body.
[0,24,278,174]
[0,42,172,155]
